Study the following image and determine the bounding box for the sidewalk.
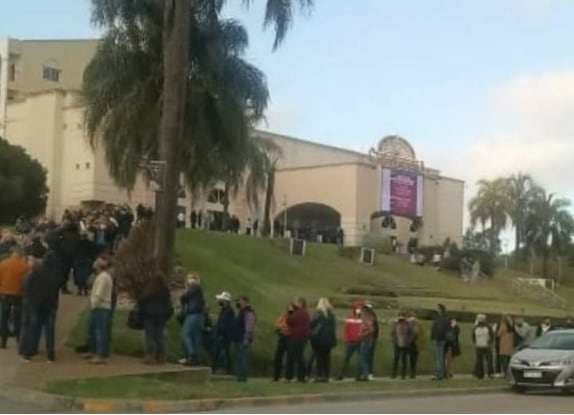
[0,295,208,390]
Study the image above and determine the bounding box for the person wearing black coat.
[138,277,173,364]
[310,299,337,382]
[431,304,449,380]
[211,292,235,374]
[73,233,97,296]
[56,221,80,294]
[21,251,63,362]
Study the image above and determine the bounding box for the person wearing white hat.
[212,291,235,374]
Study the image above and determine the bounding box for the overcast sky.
[2,0,574,248]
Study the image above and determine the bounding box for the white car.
[509,329,574,393]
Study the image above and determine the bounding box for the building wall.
[9,39,98,97]
[1,37,98,138]
[256,130,370,170]
[5,91,156,220]
[5,91,464,245]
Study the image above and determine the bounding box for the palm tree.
[468,178,510,256]
[524,190,574,280]
[507,173,537,259]
[88,0,312,272]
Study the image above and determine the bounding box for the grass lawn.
[67,230,572,378]
[45,376,506,401]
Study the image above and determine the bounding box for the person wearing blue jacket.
[211,291,235,374]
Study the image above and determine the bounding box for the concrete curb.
[0,384,509,413]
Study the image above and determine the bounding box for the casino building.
[5,88,464,249]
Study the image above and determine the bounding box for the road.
[211,392,574,414]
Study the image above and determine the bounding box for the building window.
[42,66,61,82]
[9,64,15,82]
[85,162,91,169]
[75,163,80,170]
[207,188,226,205]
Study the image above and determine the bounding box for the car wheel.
[512,385,526,394]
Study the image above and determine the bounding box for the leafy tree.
[468,178,509,256]
[87,0,311,272]
[507,173,537,259]
[524,190,574,280]
[0,137,48,223]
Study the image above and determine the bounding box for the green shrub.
[439,249,496,278]
[337,246,361,260]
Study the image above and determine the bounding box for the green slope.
[70,230,570,378]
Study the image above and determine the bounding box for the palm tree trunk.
[262,166,275,237]
[514,225,520,260]
[489,227,498,257]
[542,251,549,279]
[154,0,192,274]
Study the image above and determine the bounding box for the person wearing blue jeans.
[235,342,251,382]
[359,338,374,380]
[88,256,114,364]
[178,273,205,365]
[181,313,204,363]
[431,304,449,380]
[356,305,376,382]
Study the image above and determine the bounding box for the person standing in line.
[234,296,256,382]
[497,315,514,378]
[514,317,531,347]
[391,311,412,379]
[212,291,235,375]
[492,319,501,376]
[309,298,337,382]
[285,297,311,383]
[73,232,97,296]
[444,318,461,379]
[0,245,31,349]
[273,304,292,382]
[21,251,62,362]
[407,312,425,379]
[431,304,449,380]
[473,314,494,379]
[357,305,375,382]
[365,302,379,380]
[88,255,114,364]
[337,302,364,380]
[138,273,173,364]
[179,273,205,365]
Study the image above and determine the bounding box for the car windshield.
[528,332,574,350]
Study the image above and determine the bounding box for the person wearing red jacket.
[337,301,364,380]
[285,297,311,382]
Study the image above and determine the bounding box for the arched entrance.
[275,202,341,243]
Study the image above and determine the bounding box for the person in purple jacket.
[234,296,256,382]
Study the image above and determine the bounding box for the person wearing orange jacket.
[0,245,31,348]
[337,301,365,380]
[272,304,292,381]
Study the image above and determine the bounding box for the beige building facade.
[0,37,98,137]
[6,89,464,248]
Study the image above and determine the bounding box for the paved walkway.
[0,295,207,390]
